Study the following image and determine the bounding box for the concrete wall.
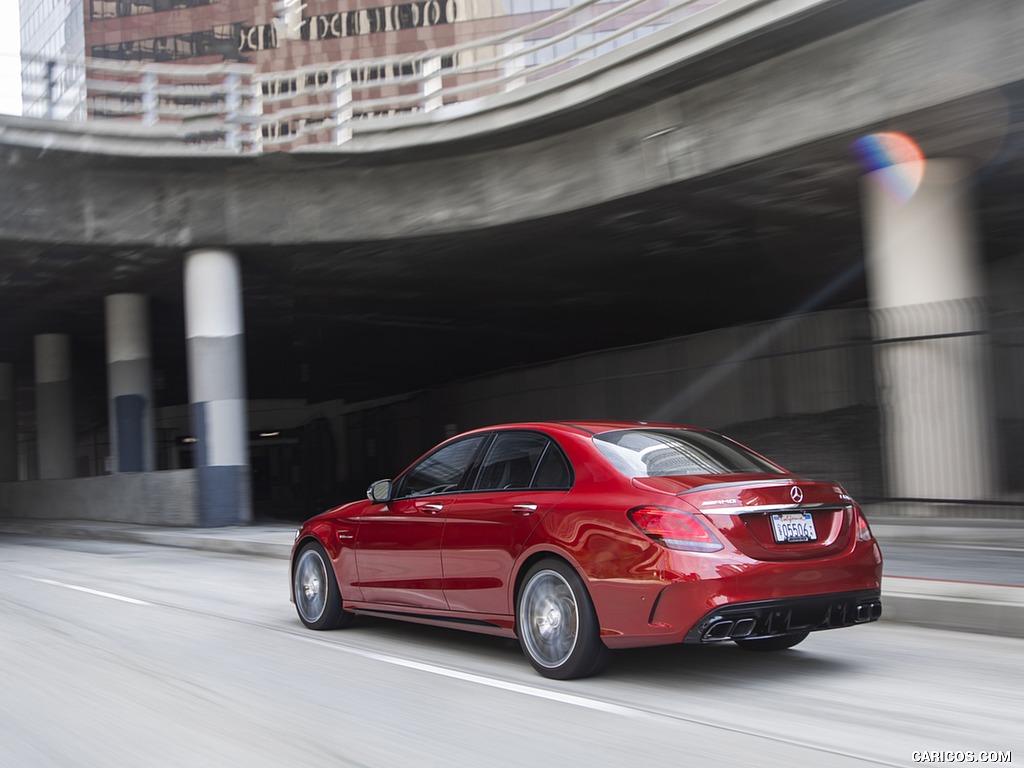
[342,308,884,500]
[431,308,874,426]
[0,470,199,526]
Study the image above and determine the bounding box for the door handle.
[422,503,444,514]
[513,503,538,514]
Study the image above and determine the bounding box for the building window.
[90,0,216,21]
[91,25,243,62]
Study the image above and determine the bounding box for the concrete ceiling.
[2,134,1022,415]
[1,0,1023,426]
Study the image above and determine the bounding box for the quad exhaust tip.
[698,598,882,642]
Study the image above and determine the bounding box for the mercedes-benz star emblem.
[790,486,804,503]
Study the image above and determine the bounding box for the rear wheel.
[293,542,354,630]
[517,559,611,679]
[734,631,809,652]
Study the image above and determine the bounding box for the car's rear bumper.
[682,589,882,643]
[591,538,883,648]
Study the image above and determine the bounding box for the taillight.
[854,507,874,542]
[628,507,724,552]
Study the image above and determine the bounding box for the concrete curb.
[881,576,1024,638]
[0,519,294,560]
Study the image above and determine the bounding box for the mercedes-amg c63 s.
[291,421,882,679]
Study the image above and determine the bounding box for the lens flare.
[852,132,925,204]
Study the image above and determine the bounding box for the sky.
[0,0,21,115]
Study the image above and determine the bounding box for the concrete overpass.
[1,0,1022,524]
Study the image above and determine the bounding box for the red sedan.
[290,421,882,679]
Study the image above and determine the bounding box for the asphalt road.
[0,536,1019,768]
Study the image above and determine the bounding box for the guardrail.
[17,0,721,152]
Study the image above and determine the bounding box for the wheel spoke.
[520,570,579,668]
[295,549,328,623]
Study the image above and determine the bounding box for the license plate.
[771,512,817,543]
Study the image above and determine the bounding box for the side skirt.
[345,602,517,638]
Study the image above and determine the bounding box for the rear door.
[441,431,572,614]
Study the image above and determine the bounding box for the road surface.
[0,536,1018,767]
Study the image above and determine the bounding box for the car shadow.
[604,640,859,684]
[339,615,522,657]
[334,615,861,683]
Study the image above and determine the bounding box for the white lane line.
[287,631,905,766]
[291,633,640,717]
[18,575,152,605]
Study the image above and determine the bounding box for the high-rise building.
[84,0,501,65]
[19,0,87,118]
[19,0,566,141]
[97,0,520,137]
[20,1,677,144]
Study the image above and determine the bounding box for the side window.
[396,436,487,497]
[476,432,548,491]
[531,444,571,489]
[474,432,571,491]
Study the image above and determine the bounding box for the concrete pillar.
[184,249,251,526]
[0,363,16,482]
[106,294,155,473]
[863,158,996,500]
[35,334,76,479]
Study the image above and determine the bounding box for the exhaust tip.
[855,602,881,623]
[704,620,735,640]
[731,618,756,637]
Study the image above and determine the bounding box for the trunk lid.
[632,474,856,561]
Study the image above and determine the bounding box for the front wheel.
[516,559,611,679]
[734,631,809,652]
[293,542,354,630]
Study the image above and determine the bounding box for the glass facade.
[19,0,700,144]
[91,25,242,61]
[90,0,215,21]
[19,0,87,119]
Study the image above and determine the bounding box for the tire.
[516,559,611,680]
[734,631,809,652]
[293,542,354,630]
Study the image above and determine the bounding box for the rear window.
[593,429,782,478]
[473,431,572,491]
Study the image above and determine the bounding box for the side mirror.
[367,479,393,504]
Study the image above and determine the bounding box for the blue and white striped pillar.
[35,334,76,479]
[184,248,252,526]
[0,363,16,482]
[106,294,155,473]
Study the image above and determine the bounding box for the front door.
[355,434,488,610]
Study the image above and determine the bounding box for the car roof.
[466,420,705,437]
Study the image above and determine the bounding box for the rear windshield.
[593,429,782,478]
